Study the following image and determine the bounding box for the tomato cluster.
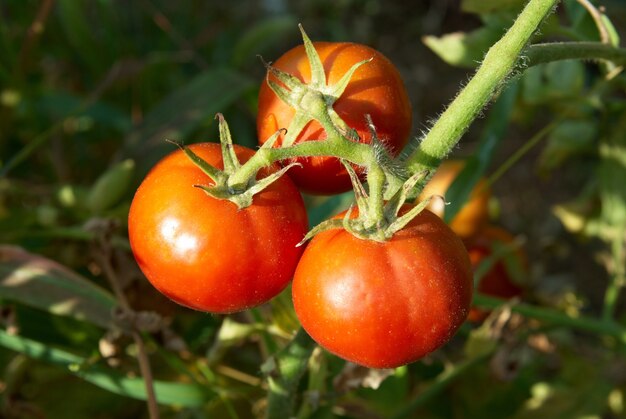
[129,38,478,368]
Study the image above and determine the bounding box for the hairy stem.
[525,42,626,67]
[404,0,559,179]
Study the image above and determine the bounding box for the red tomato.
[420,160,491,239]
[292,208,473,368]
[257,42,412,195]
[128,143,308,313]
[465,226,526,322]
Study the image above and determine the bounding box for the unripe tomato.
[292,208,473,368]
[258,42,412,195]
[465,226,526,322]
[128,143,308,313]
[420,160,491,239]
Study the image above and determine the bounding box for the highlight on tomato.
[465,225,526,322]
[128,142,308,314]
[291,207,473,369]
[420,159,491,239]
[257,40,412,195]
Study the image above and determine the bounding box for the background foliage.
[1,0,626,418]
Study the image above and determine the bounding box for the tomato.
[464,226,526,322]
[420,160,491,239]
[257,42,412,195]
[128,143,308,314]
[292,208,473,368]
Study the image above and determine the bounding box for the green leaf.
[125,68,254,174]
[266,329,316,419]
[423,26,504,69]
[521,61,585,105]
[57,0,106,71]
[87,159,136,213]
[0,246,116,328]
[270,286,300,335]
[511,350,615,419]
[231,16,297,68]
[538,119,596,172]
[0,330,214,406]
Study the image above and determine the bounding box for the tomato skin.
[420,160,491,239]
[292,208,473,368]
[465,226,526,322]
[257,42,412,195]
[128,143,308,314]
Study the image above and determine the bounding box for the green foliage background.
[1,0,626,418]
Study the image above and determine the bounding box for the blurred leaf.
[358,366,410,416]
[125,68,254,174]
[464,323,499,359]
[512,351,614,419]
[34,91,131,131]
[521,61,585,105]
[563,0,588,27]
[206,318,256,364]
[0,330,214,406]
[266,329,316,419]
[270,286,300,335]
[444,83,518,222]
[231,16,297,68]
[87,159,135,213]
[461,0,526,14]
[599,112,626,230]
[423,26,504,68]
[0,246,116,329]
[57,0,107,71]
[538,119,596,172]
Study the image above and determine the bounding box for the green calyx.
[298,162,438,245]
[173,114,299,209]
[264,24,372,146]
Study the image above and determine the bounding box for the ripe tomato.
[420,160,491,239]
[465,226,526,322]
[292,208,473,368]
[257,42,412,195]
[128,143,308,314]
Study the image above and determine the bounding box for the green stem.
[602,234,626,321]
[266,328,316,419]
[473,294,626,344]
[525,42,626,67]
[405,0,559,177]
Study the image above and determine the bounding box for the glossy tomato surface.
[128,143,308,313]
[292,208,473,368]
[420,160,491,239]
[465,226,526,322]
[257,42,412,195]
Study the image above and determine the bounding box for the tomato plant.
[257,41,412,195]
[128,142,308,313]
[291,207,473,368]
[420,159,491,238]
[465,226,526,322]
